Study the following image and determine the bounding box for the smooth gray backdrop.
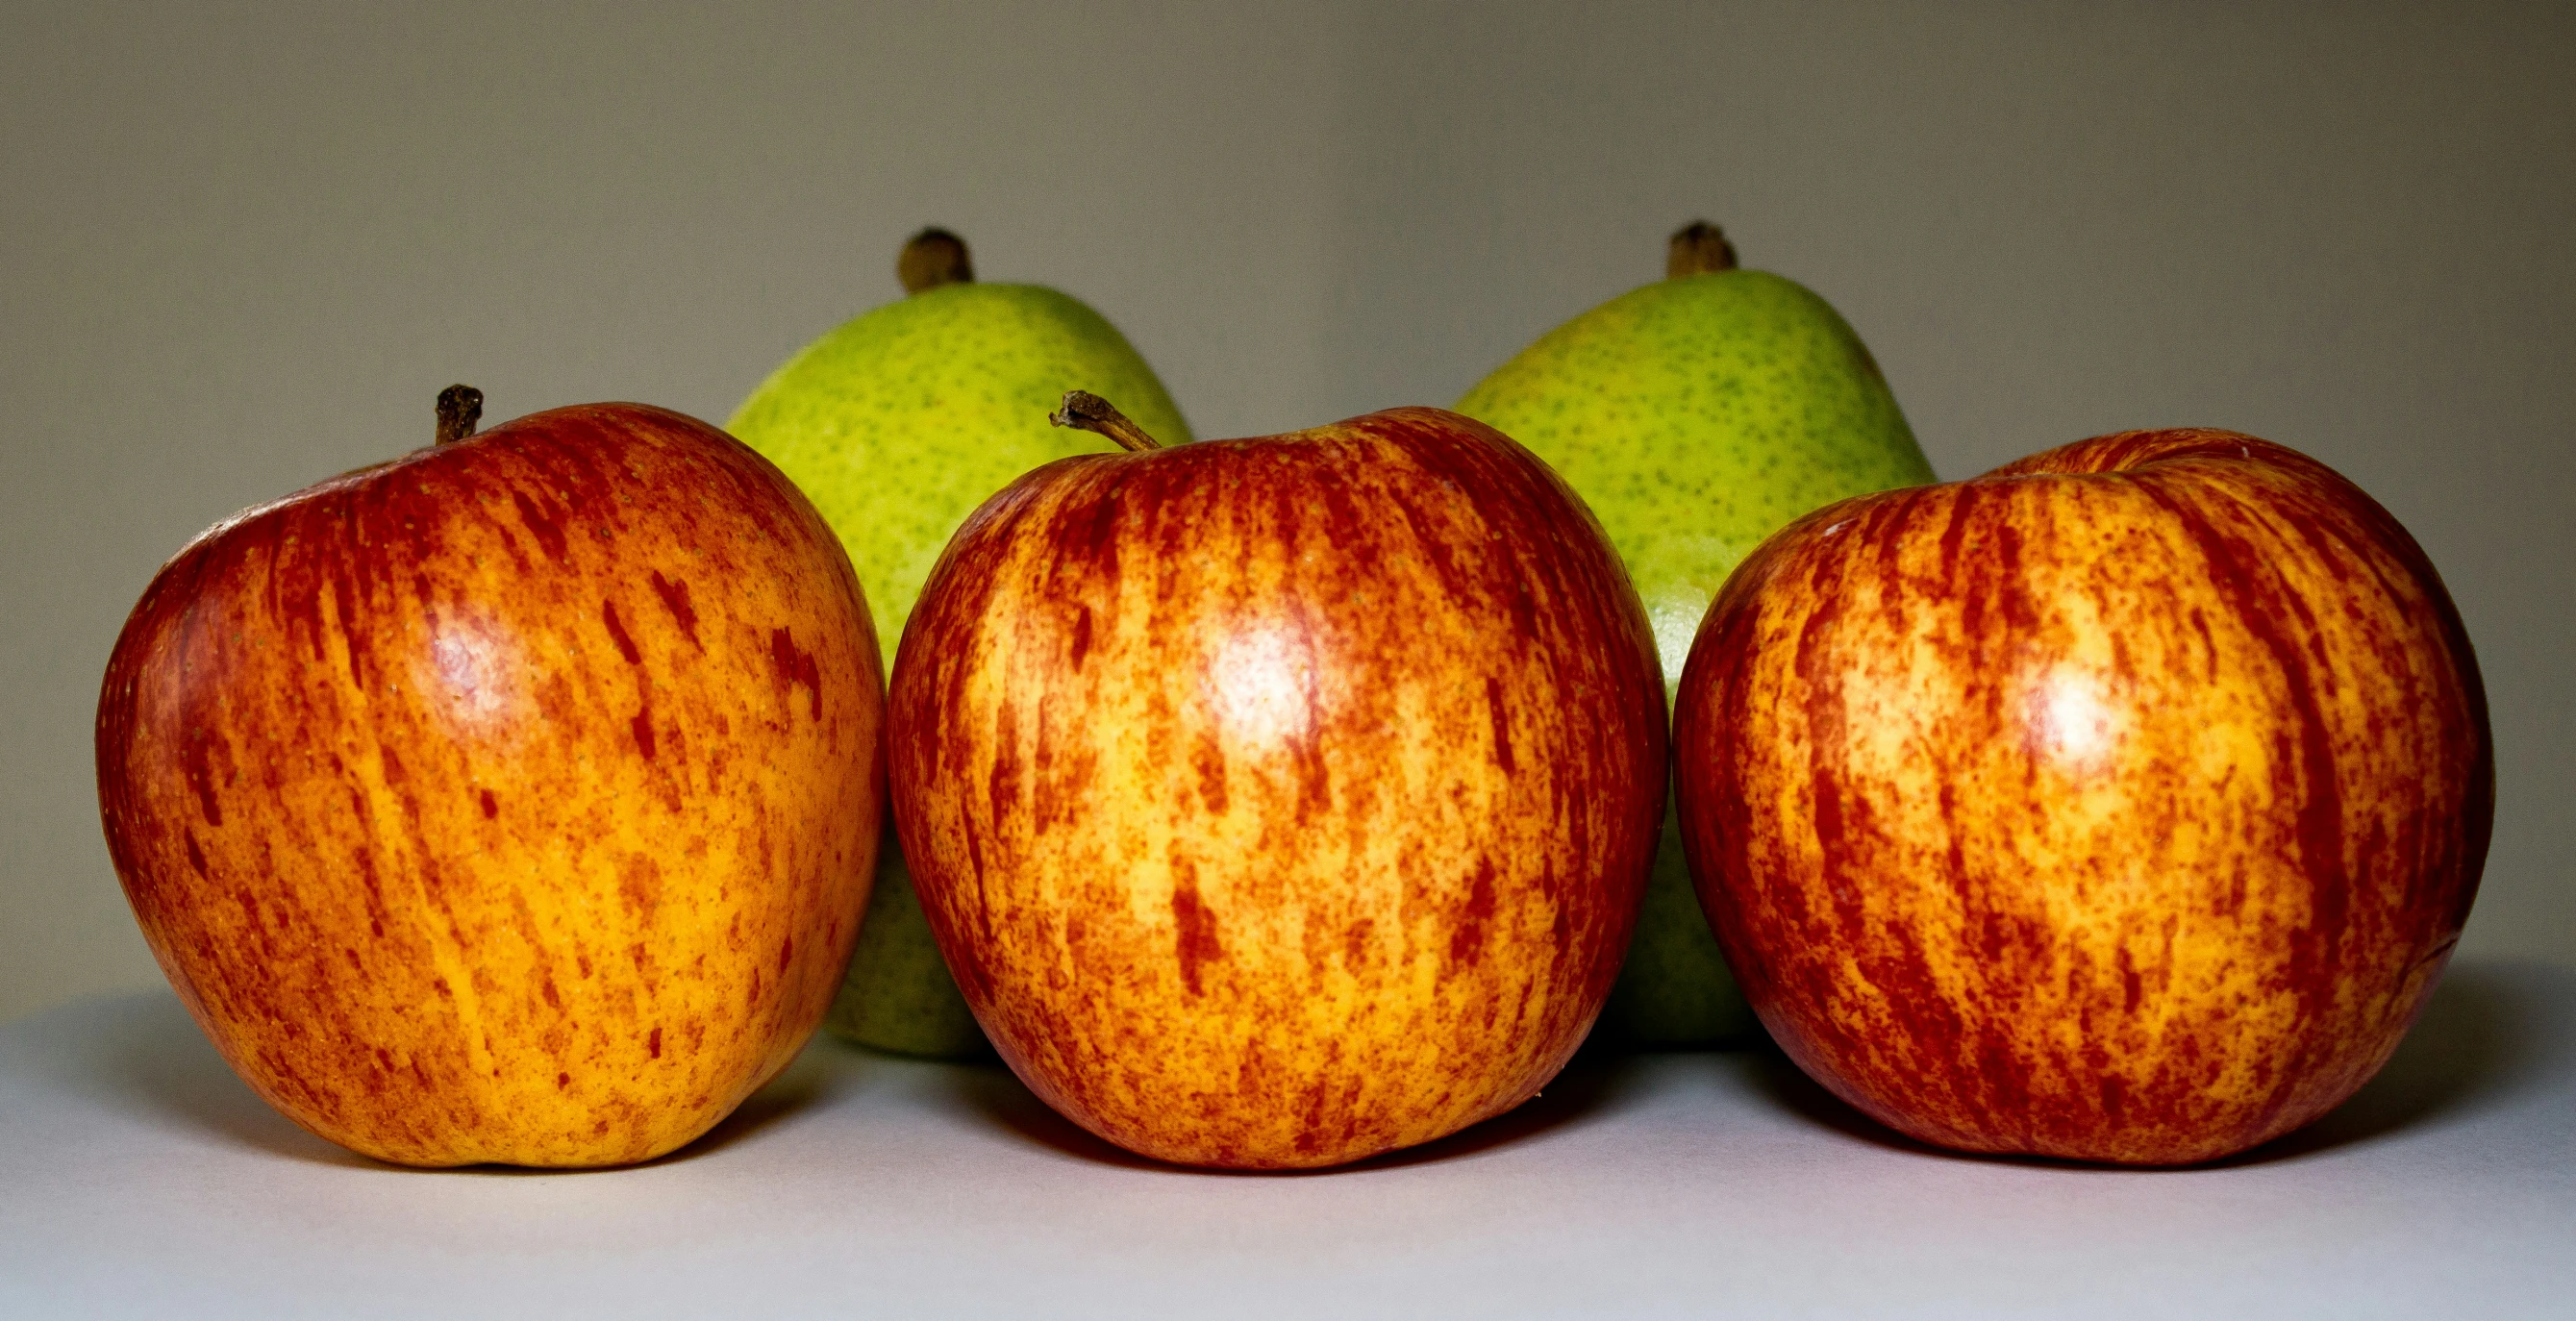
[5,1,2569,1023]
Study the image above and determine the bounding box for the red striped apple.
[1675,428,2489,1164]
[889,394,1664,1168]
[95,388,883,1167]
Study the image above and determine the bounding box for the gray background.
[4,0,2568,1024]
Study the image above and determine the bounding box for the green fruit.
[1457,221,1935,1049]
[730,229,1191,1059]
[824,848,986,1056]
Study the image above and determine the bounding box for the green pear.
[729,228,1192,1058]
[1457,221,1935,1049]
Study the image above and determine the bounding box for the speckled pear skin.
[823,842,988,1057]
[730,276,1190,1059]
[1459,266,1934,1048]
[731,283,1193,665]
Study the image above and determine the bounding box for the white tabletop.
[4,960,2569,1320]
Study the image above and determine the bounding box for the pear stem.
[435,385,484,445]
[898,228,974,294]
[1050,391,1163,452]
[1667,221,1738,277]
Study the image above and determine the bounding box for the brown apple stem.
[1050,390,1163,452]
[435,385,484,445]
[898,228,975,294]
[1667,221,1738,277]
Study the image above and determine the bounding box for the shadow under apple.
[1738,960,2565,1170]
[63,958,2559,1176]
[63,990,858,1174]
[58,993,363,1168]
[940,1048,1643,1176]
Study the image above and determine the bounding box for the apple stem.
[1667,221,1738,277]
[898,228,975,294]
[1050,391,1163,453]
[436,385,484,446]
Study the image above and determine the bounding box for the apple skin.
[889,407,1664,1169]
[94,403,883,1167]
[1674,429,2490,1165]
